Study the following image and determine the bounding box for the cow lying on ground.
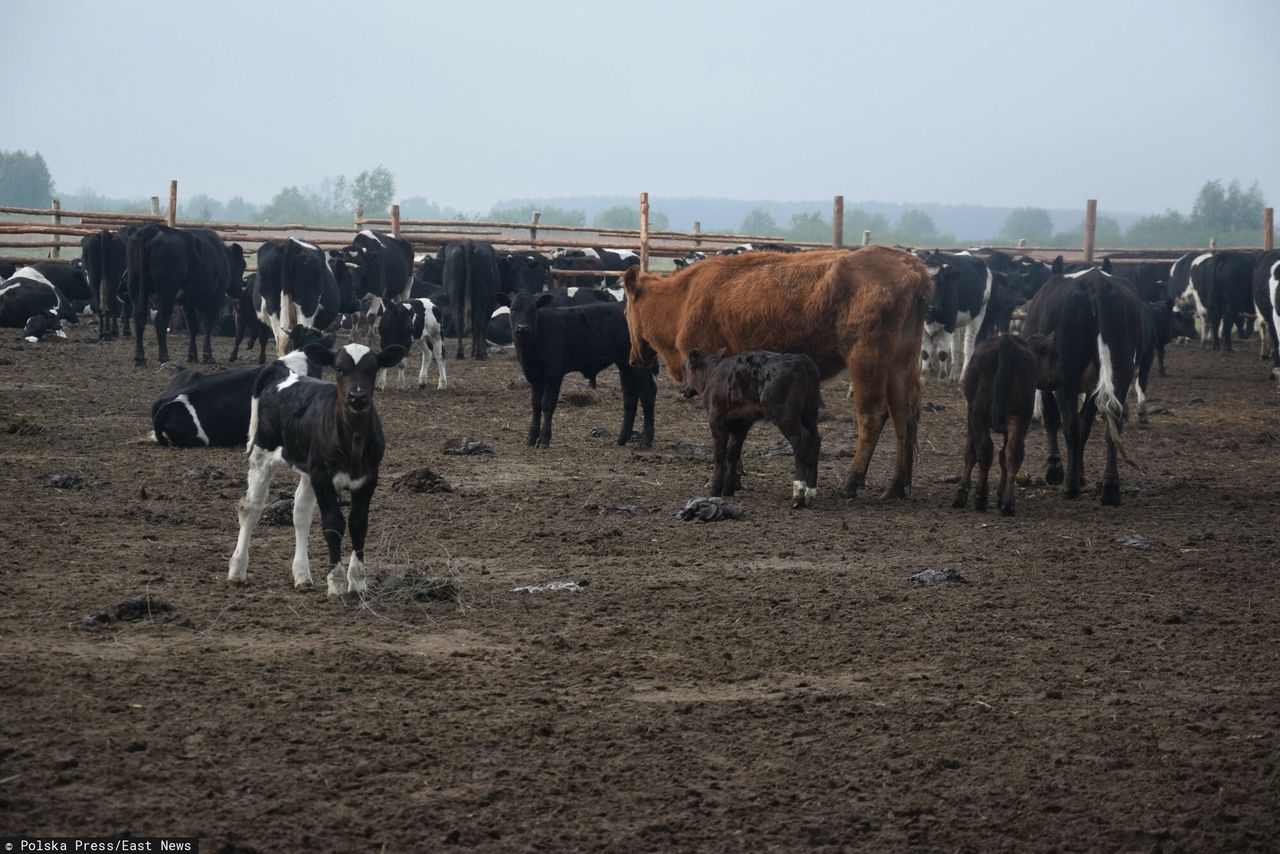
[623,247,931,498]
[682,349,821,509]
[1024,259,1143,506]
[494,291,656,449]
[0,268,79,341]
[953,334,1054,516]
[228,341,405,595]
[376,299,447,390]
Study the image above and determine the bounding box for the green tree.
[183,193,224,222]
[0,150,56,206]
[593,205,669,230]
[740,208,780,235]
[999,207,1054,243]
[1192,178,1265,235]
[351,166,395,216]
[785,211,830,242]
[261,186,323,224]
[841,208,890,245]
[894,209,937,241]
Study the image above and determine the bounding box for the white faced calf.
[376,299,447,390]
[228,342,405,595]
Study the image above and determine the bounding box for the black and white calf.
[494,291,656,449]
[0,268,78,341]
[151,347,324,447]
[918,250,993,379]
[228,342,405,595]
[376,298,447,390]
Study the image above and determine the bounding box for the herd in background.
[2,222,1279,591]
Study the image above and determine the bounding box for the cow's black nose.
[514,325,531,335]
[347,391,370,411]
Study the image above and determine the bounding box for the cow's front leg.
[345,481,377,593]
[291,475,318,589]
[228,446,280,585]
[313,482,347,596]
[537,375,564,448]
[1041,390,1064,485]
[527,382,544,446]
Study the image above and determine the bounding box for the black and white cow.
[338,230,414,340]
[1203,251,1258,352]
[1252,250,1280,380]
[81,229,130,338]
[1024,259,1143,506]
[494,291,656,449]
[228,341,405,595]
[151,345,326,448]
[442,240,502,360]
[1167,252,1215,343]
[126,225,244,365]
[672,251,707,270]
[0,267,78,341]
[26,261,91,304]
[376,298,447,390]
[918,250,993,379]
[255,238,341,355]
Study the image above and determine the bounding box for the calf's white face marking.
[343,343,372,362]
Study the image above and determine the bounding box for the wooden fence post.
[639,192,650,273]
[832,195,844,248]
[391,204,400,237]
[1265,208,1274,251]
[530,211,540,244]
[167,180,177,228]
[50,199,61,259]
[693,221,701,247]
[354,202,364,231]
[150,196,160,217]
[861,229,871,246]
[1083,198,1097,264]
[1209,237,1217,250]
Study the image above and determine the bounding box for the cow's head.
[622,266,658,370]
[378,300,414,353]
[287,324,335,354]
[303,342,404,415]
[494,291,552,342]
[681,348,725,398]
[339,236,384,298]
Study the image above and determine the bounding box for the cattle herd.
[2,224,1279,593]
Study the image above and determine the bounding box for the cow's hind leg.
[291,475,318,589]
[228,446,281,585]
[616,364,640,446]
[1000,417,1028,516]
[953,426,977,509]
[725,422,750,495]
[881,359,919,499]
[843,378,888,499]
[974,431,994,512]
[1042,390,1064,485]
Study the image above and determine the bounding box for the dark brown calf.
[953,334,1054,516]
[683,349,822,508]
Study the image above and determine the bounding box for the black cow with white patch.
[126,225,244,365]
[1167,252,1215,343]
[338,230,414,340]
[81,229,130,338]
[228,341,405,596]
[672,251,707,270]
[1203,250,1258,352]
[1252,250,1280,380]
[376,298,447,390]
[494,291,656,449]
[442,240,502,360]
[682,349,822,509]
[255,238,341,355]
[1024,259,1143,506]
[151,343,327,448]
[0,268,79,341]
[917,250,993,379]
[26,261,91,305]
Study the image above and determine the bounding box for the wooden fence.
[1,181,1275,273]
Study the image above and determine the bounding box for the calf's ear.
[494,292,511,307]
[376,345,407,369]
[623,265,642,297]
[302,343,335,367]
[1051,256,1064,275]
[687,349,703,368]
[535,293,554,308]
[1101,258,1114,274]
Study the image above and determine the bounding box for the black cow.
[410,252,445,299]
[228,341,405,595]
[81,229,130,338]
[953,334,1054,516]
[1252,250,1280,379]
[151,343,327,448]
[0,261,15,279]
[485,286,616,356]
[338,230,414,340]
[494,291,655,449]
[549,253,606,289]
[682,349,822,509]
[0,269,78,341]
[1024,260,1143,506]
[1103,259,1171,303]
[229,274,274,364]
[442,240,502,360]
[126,225,244,365]
[255,238,340,355]
[1203,251,1258,351]
[917,250,993,379]
[498,251,551,295]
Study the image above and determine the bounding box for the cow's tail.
[97,228,111,315]
[282,241,300,331]
[464,245,475,338]
[1090,283,1141,471]
[126,227,149,319]
[905,275,933,471]
[990,336,1014,431]
[246,365,274,454]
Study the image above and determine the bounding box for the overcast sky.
[3,0,1276,215]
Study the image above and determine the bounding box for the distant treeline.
[1,149,1272,248]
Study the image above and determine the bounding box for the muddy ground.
[1,325,1278,852]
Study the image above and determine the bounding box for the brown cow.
[623,247,933,498]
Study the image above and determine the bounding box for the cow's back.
[672,247,931,379]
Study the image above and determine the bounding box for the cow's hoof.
[1045,463,1064,485]
[134,359,146,368]
[951,491,968,509]
[1101,483,1122,506]
[1001,504,1016,517]
[1064,485,1081,500]
[293,579,314,591]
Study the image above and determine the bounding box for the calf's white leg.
[228,447,280,585]
[291,475,317,589]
